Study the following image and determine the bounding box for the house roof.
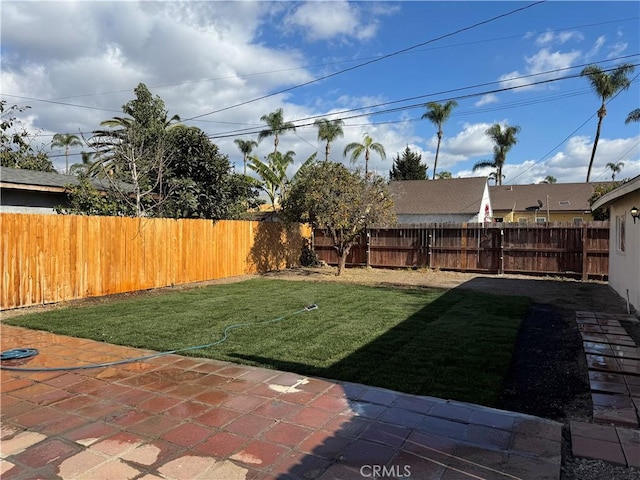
[388,177,488,214]
[591,175,640,210]
[0,166,118,193]
[489,182,615,213]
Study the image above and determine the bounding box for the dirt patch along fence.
[1,213,310,310]
[313,222,609,280]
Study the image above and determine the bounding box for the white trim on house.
[591,175,640,315]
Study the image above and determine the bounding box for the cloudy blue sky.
[2,1,639,184]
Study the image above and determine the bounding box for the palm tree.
[51,133,82,175]
[435,171,452,179]
[626,108,640,124]
[488,171,505,185]
[248,150,317,211]
[314,118,344,162]
[542,175,557,184]
[472,123,520,187]
[69,151,95,176]
[234,139,258,175]
[606,161,624,181]
[258,108,296,154]
[343,133,386,177]
[581,63,635,182]
[422,100,457,180]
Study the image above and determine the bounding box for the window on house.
[494,217,504,223]
[535,217,546,223]
[573,217,583,224]
[518,217,528,224]
[616,215,626,253]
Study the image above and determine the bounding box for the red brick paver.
[573,311,640,469]
[1,323,566,479]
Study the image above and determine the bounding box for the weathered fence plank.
[313,222,609,279]
[1,214,310,309]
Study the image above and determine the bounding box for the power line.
[30,15,635,102]
[204,61,640,140]
[183,1,547,121]
[507,71,640,184]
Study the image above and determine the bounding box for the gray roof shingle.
[388,177,488,214]
[489,182,616,212]
[0,166,122,192]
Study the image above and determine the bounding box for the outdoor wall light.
[631,206,639,224]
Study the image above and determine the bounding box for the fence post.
[499,228,504,275]
[427,232,432,269]
[581,223,588,281]
[366,229,371,268]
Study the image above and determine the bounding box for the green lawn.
[3,278,529,406]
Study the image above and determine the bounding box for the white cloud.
[475,94,498,107]
[284,1,379,42]
[444,122,494,159]
[499,48,581,91]
[585,35,606,59]
[607,42,628,59]
[535,30,583,46]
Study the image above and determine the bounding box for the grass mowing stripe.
[3,278,529,407]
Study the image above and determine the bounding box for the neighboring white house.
[388,177,491,224]
[592,175,640,315]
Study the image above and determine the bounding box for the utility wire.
[204,62,640,140]
[37,15,635,102]
[183,1,547,121]
[507,71,640,184]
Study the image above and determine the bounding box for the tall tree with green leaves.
[234,138,258,175]
[606,161,624,181]
[1,100,55,172]
[581,63,635,182]
[283,162,395,275]
[472,123,520,186]
[626,108,640,124]
[162,125,259,219]
[85,83,179,216]
[248,150,317,211]
[69,151,95,176]
[488,171,505,185]
[435,171,452,179]
[343,133,386,176]
[389,146,428,180]
[258,108,296,154]
[51,133,82,174]
[422,100,457,179]
[314,118,344,162]
[541,175,557,184]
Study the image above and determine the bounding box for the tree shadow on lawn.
[229,278,580,479]
[233,284,527,408]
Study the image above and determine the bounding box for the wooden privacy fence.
[1,214,310,310]
[313,222,609,279]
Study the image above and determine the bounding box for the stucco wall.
[493,210,594,223]
[396,214,479,224]
[608,194,640,314]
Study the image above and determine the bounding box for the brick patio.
[0,324,568,479]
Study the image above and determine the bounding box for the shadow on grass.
[226,279,552,480]
[232,285,528,407]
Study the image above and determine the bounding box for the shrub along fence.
[1,213,310,310]
[313,222,609,280]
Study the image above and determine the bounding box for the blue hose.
[0,304,319,372]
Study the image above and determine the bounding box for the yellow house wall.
[493,210,594,223]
